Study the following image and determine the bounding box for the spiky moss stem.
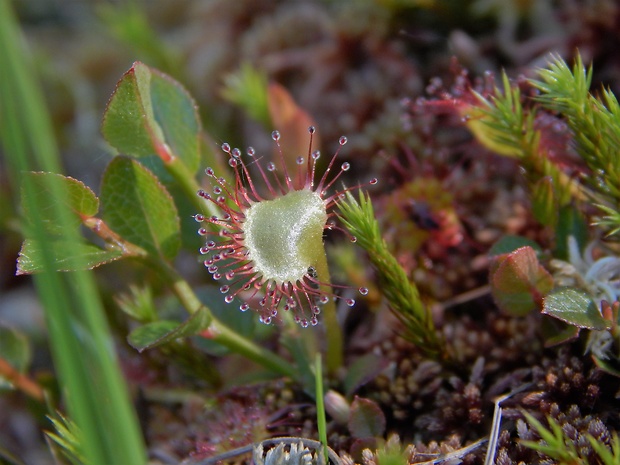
[338,191,447,361]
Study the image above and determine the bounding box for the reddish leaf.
[491,246,554,316]
[348,396,386,439]
[267,82,320,174]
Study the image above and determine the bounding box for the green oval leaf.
[22,172,99,235]
[0,324,31,373]
[491,246,554,316]
[543,288,610,330]
[102,61,201,173]
[100,156,180,260]
[344,353,388,396]
[16,239,123,275]
[348,396,386,439]
[127,308,212,352]
[0,324,31,391]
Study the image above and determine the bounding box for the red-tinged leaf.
[348,396,386,439]
[0,325,31,380]
[543,288,610,330]
[102,62,201,172]
[489,235,542,257]
[22,172,99,235]
[268,82,320,174]
[100,157,180,260]
[491,246,554,316]
[592,356,620,378]
[16,239,123,275]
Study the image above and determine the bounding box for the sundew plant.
[5,0,620,461]
[195,128,374,327]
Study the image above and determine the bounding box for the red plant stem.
[0,357,45,402]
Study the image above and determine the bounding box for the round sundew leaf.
[102,61,201,173]
[16,239,123,275]
[243,189,327,283]
[100,156,180,260]
[127,308,212,352]
[543,287,610,330]
[21,172,99,235]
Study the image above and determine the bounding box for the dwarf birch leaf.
[16,239,123,275]
[267,82,320,175]
[102,61,200,173]
[543,288,610,330]
[489,235,542,257]
[100,156,180,260]
[127,308,212,352]
[21,172,99,235]
[348,397,386,439]
[491,246,554,316]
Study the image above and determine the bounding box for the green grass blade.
[0,2,147,464]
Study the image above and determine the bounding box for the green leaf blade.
[491,246,554,316]
[127,308,212,352]
[543,288,610,330]
[100,156,180,260]
[16,239,123,275]
[102,62,201,172]
[22,172,99,235]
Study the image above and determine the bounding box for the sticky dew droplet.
[247,146,255,157]
[346,298,356,307]
[221,143,231,153]
[359,287,369,295]
[341,162,350,171]
[339,136,348,145]
[271,130,280,141]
